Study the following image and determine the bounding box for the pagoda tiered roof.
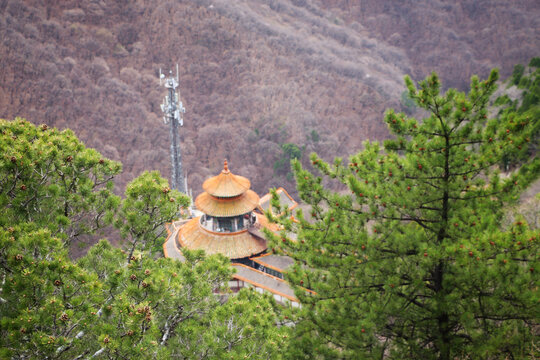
[163,160,300,304]
[174,160,266,260]
[259,187,298,214]
[195,160,260,217]
[195,190,260,217]
[177,212,270,259]
[202,160,251,198]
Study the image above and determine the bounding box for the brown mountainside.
[0,0,537,196]
[321,0,539,89]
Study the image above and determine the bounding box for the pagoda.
[175,160,271,261]
[164,160,301,305]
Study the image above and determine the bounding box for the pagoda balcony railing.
[199,214,256,234]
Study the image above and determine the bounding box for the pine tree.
[494,61,540,169]
[1,225,286,359]
[0,119,287,359]
[0,118,121,246]
[268,69,539,359]
[0,223,102,359]
[115,170,190,261]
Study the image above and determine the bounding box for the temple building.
[164,160,300,305]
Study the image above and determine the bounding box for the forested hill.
[0,0,537,195]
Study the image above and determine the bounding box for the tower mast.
[160,65,186,194]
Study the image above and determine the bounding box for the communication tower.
[160,65,186,194]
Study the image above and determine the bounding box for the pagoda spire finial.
[223,159,229,173]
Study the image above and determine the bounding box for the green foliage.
[309,129,320,143]
[511,64,525,85]
[269,70,539,359]
[115,171,190,261]
[0,118,122,246]
[282,143,303,160]
[496,61,540,169]
[494,94,512,107]
[274,143,304,178]
[167,289,288,359]
[519,66,540,113]
[0,120,286,359]
[77,241,242,359]
[400,89,417,114]
[1,225,286,359]
[0,224,102,359]
[528,57,540,68]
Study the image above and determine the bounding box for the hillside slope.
[0,0,537,196]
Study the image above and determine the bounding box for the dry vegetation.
[321,0,539,89]
[0,0,537,197]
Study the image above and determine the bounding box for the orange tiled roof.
[177,216,267,259]
[195,189,260,217]
[231,264,297,301]
[251,253,295,272]
[202,160,251,198]
[259,187,298,214]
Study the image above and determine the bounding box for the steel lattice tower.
[160,66,186,194]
